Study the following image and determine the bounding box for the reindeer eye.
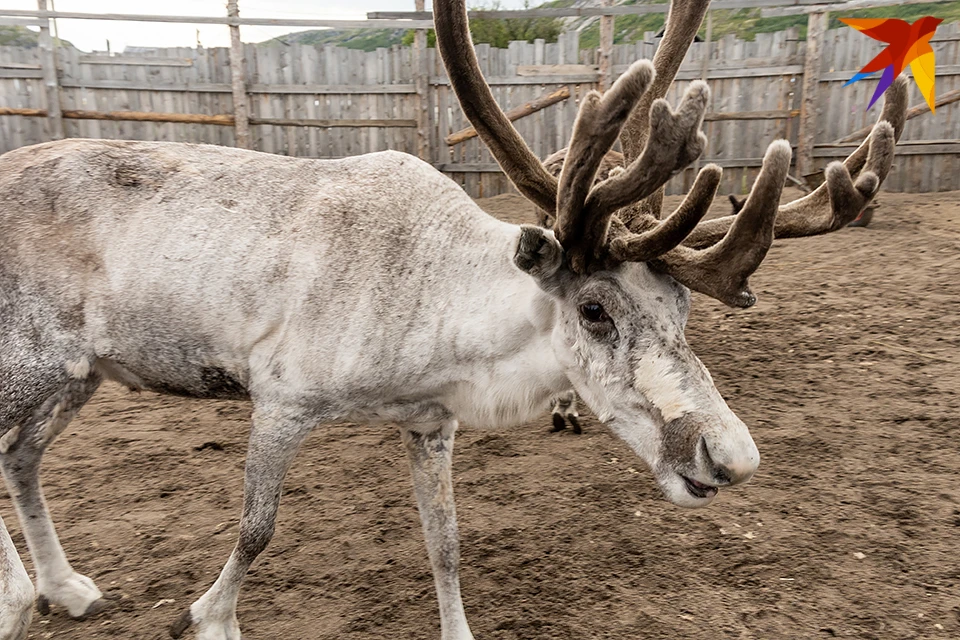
[579,303,610,323]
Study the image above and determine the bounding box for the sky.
[2,0,530,52]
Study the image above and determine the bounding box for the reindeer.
[0,0,907,638]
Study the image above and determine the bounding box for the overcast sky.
[3,1,530,52]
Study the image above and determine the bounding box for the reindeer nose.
[700,433,759,486]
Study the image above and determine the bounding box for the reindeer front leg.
[170,405,312,640]
[401,422,474,640]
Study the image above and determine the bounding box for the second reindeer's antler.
[433,0,908,308]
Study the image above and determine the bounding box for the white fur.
[64,358,91,380]
[633,348,698,422]
[0,519,32,640]
[0,426,20,455]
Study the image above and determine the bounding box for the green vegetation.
[401,1,564,49]
[263,28,406,50]
[258,1,960,52]
[0,25,73,48]
[578,0,960,45]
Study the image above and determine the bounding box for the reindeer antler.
[651,75,907,307]
[432,0,558,214]
[433,0,909,307]
[435,0,712,275]
[682,76,907,250]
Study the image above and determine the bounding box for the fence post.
[413,0,430,161]
[598,0,614,91]
[700,10,712,81]
[797,11,827,181]
[226,0,251,149]
[36,0,63,140]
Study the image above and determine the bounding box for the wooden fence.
[1,22,958,195]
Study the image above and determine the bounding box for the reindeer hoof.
[36,595,50,616]
[847,207,874,227]
[550,414,566,432]
[169,608,193,639]
[75,596,113,621]
[568,415,583,435]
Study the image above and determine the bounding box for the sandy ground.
[5,188,960,640]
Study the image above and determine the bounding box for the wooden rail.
[833,89,960,143]
[0,8,433,29]
[446,87,571,146]
[0,108,416,128]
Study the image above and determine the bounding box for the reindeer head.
[434,0,906,507]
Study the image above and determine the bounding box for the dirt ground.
[5,188,960,640]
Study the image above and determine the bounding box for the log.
[833,88,960,144]
[61,109,235,125]
[249,117,416,128]
[704,109,800,121]
[0,107,46,117]
[0,107,416,128]
[445,86,570,146]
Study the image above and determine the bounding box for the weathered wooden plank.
[0,9,434,29]
[676,65,805,80]
[431,74,599,85]
[0,62,41,70]
[814,141,960,156]
[372,1,829,20]
[517,64,599,77]
[35,0,63,140]
[78,55,193,67]
[762,0,954,18]
[820,65,960,82]
[0,69,43,79]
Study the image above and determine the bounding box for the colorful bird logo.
[841,16,943,112]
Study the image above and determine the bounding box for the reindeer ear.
[515,225,567,293]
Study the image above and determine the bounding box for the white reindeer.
[0,0,907,638]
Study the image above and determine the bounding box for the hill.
[263,27,407,50]
[256,1,960,52]
[576,0,960,48]
[0,25,74,48]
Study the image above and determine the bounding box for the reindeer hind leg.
[0,370,108,620]
[550,390,582,435]
[0,313,94,634]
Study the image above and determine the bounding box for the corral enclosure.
[1,21,959,196]
[0,4,960,640]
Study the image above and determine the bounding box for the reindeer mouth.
[681,475,719,499]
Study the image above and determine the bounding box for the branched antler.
[555,76,713,272]
[654,140,793,307]
[433,0,909,307]
[683,75,907,250]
